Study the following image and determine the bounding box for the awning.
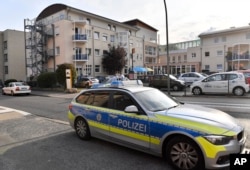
[146,67,154,72]
[133,66,147,72]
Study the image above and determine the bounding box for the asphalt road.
[1,93,249,170]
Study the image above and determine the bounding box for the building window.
[86,18,91,25]
[112,25,116,31]
[102,34,108,41]
[145,46,156,55]
[246,32,250,39]
[110,35,115,42]
[85,65,92,75]
[56,47,60,55]
[86,48,91,56]
[95,65,100,72]
[172,56,176,63]
[108,24,111,30]
[87,29,92,38]
[4,54,8,62]
[217,50,223,56]
[214,37,219,43]
[184,55,187,62]
[3,41,7,50]
[4,66,8,74]
[192,53,196,58]
[221,36,226,42]
[55,27,60,35]
[178,56,181,62]
[95,49,100,56]
[94,32,99,39]
[205,65,210,70]
[205,52,210,57]
[217,64,223,70]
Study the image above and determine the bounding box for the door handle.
[110,114,118,118]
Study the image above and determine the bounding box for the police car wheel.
[166,136,204,170]
[75,117,90,140]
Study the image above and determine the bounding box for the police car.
[68,80,246,170]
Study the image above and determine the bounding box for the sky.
[1,0,250,45]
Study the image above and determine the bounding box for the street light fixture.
[164,0,170,95]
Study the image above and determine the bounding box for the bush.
[4,79,17,86]
[37,72,57,88]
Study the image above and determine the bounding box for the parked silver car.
[178,72,206,86]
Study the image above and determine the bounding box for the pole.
[164,0,170,95]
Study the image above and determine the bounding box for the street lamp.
[164,0,170,95]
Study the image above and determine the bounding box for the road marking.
[0,106,30,115]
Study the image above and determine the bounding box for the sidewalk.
[0,106,30,121]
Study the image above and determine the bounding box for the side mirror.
[124,105,139,113]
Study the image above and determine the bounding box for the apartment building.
[156,25,250,75]
[24,3,158,79]
[0,29,26,82]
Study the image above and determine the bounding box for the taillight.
[16,87,20,91]
[68,104,73,110]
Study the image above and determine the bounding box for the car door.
[109,91,150,149]
[75,91,111,138]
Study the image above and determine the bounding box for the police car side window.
[76,92,92,104]
[113,92,135,111]
[91,91,110,108]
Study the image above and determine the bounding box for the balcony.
[73,54,88,61]
[72,34,87,43]
[72,19,88,26]
[227,54,250,61]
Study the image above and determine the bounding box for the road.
[0,93,249,170]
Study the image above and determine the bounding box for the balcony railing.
[227,54,250,61]
[72,34,87,42]
[73,54,88,61]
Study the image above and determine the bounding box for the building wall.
[1,30,26,81]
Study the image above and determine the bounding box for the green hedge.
[37,72,57,88]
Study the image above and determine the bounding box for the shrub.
[37,72,57,88]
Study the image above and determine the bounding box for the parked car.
[2,82,31,96]
[91,76,130,88]
[148,74,185,91]
[74,77,93,88]
[191,72,249,96]
[178,72,206,86]
[68,80,246,170]
[89,77,99,84]
[234,69,250,87]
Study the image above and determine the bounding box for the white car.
[178,72,206,86]
[2,82,31,96]
[191,72,249,96]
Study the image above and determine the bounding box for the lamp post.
[164,0,170,95]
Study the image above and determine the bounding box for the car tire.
[172,85,179,91]
[192,87,202,95]
[2,90,5,95]
[233,87,244,96]
[75,117,91,140]
[166,136,204,170]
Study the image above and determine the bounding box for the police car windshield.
[134,89,179,112]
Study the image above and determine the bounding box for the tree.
[102,46,126,75]
[56,63,76,88]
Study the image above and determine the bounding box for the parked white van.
[191,72,249,96]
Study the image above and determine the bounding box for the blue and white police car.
[68,80,246,170]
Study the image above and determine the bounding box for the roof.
[36,3,138,31]
[199,25,250,37]
[123,19,158,32]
